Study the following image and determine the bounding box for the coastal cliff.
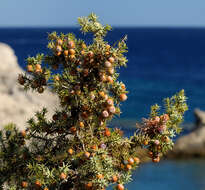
[0,43,58,130]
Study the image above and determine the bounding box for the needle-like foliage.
[0,13,188,190]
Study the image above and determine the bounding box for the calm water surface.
[128,159,205,190]
[107,159,205,190]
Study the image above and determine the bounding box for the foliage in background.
[0,13,188,190]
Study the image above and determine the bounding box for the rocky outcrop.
[168,108,205,158]
[194,108,205,128]
[0,43,59,130]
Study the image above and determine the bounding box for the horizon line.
[1,25,205,29]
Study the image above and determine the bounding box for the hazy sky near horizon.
[0,0,205,27]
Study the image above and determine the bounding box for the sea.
[0,28,205,189]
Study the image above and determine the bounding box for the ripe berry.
[68,40,75,48]
[104,61,112,68]
[119,94,127,101]
[162,136,170,143]
[35,180,42,187]
[64,50,69,56]
[60,172,67,180]
[128,157,134,165]
[36,68,42,73]
[76,90,81,95]
[100,143,106,149]
[108,57,115,63]
[102,110,109,118]
[107,98,114,106]
[97,174,104,179]
[88,51,94,58]
[91,145,97,150]
[56,51,61,56]
[148,151,153,158]
[81,50,85,55]
[99,91,105,98]
[106,44,111,50]
[84,151,90,158]
[56,45,62,52]
[126,164,132,170]
[21,130,26,138]
[57,39,63,45]
[85,182,92,188]
[108,106,116,114]
[69,49,75,55]
[104,129,111,137]
[67,148,73,155]
[162,114,169,121]
[120,164,125,169]
[107,76,113,84]
[154,140,160,145]
[69,55,75,60]
[79,121,84,128]
[112,175,118,182]
[143,140,149,146]
[156,116,160,122]
[35,64,41,70]
[108,67,114,75]
[117,184,124,190]
[21,181,28,188]
[152,156,160,163]
[70,126,77,134]
[134,157,140,164]
[27,65,33,72]
[54,76,60,81]
[121,84,126,89]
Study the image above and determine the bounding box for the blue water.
[1,28,205,123]
[126,159,205,190]
[0,27,205,189]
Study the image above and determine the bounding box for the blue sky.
[0,0,205,27]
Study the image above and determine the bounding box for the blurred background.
[0,0,205,189]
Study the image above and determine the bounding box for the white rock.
[0,43,59,130]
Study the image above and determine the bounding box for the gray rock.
[194,108,205,128]
[168,108,205,158]
[0,43,59,130]
[168,127,205,158]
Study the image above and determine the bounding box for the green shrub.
[0,13,188,190]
